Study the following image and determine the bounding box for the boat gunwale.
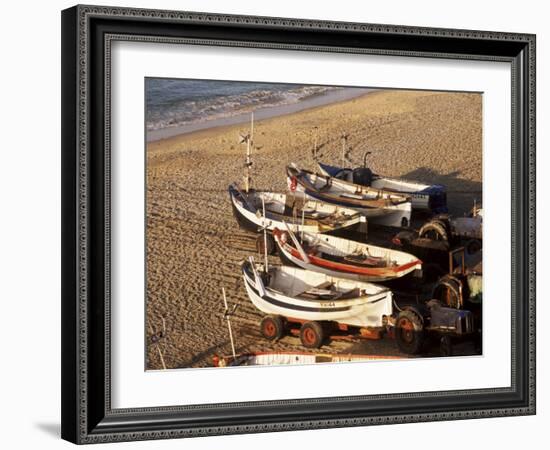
[317,162,446,193]
[229,183,362,228]
[287,165,411,207]
[273,229,421,278]
[241,261,390,306]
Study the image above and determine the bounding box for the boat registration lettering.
[320,301,336,307]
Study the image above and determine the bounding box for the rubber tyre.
[260,315,285,341]
[395,310,425,355]
[300,321,325,349]
[465,238,482,255]
[432,275,463,309]
[256,233,277,256]
[419,220,449,242]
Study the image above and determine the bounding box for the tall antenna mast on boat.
[341,132,349,167]
[311,127,319,161]
[241,112,255,193]
[261,197,269,273]
[313,126,318,160]
[301,190,306,241]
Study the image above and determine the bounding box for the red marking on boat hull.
[275,233,420,279]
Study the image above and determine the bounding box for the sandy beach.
[146,89,482,369]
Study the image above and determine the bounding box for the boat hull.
[274,230,422,282]
[229,184,364,233]
[318,162,447,213]
[287,165,412,228]
[242,262,392,328]
[214,351,403,367]
[300,187,411,228]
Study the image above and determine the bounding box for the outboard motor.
[352,167,373,187]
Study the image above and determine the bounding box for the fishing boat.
[241,258,393,329]
[273,226,422,282]
[317,162,447,213]
[286,164,412,228]
[228,183,365,234]
[213,351,403,367]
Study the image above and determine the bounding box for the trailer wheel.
[300,321,325,349]
[419,220,449,242]
[256,233,277,256]
[395,310,425,355]
[260,315,285,341]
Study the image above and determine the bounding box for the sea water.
[145,78,372,141]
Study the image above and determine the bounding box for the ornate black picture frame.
[61,4,536,444]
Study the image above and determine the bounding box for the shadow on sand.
[176,340,231,368]
[400,167,482,217]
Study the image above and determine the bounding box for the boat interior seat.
[295,280,340,299]
[303,211,320,219]
[343,253,386,267]
[338,287,362,299]
[316,213,341,225]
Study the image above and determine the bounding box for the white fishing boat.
[318,162,448,213]
[241,258,393,330]
[273,226,422,282]
[286,164,412,228]
[229,183,365,234]
[213,351,404,367]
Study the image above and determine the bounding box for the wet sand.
[146,87,372,141]
[146,89,482,369]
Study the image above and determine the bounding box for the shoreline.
[146,87,375,142]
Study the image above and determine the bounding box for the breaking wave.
[146,79,342,132]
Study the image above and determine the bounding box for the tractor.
[417,205,482,255]
[392,247,482,356]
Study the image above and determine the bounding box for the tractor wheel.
[300,321,325,349]
[256,233,277,256]
[432,275,463,309]
[395,310,425,355]
[419,220,449,242]
[465,238,482,255]
[260,315,285,341]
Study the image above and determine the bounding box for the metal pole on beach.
[262,197,269,272]
[148,320,167,370]
[244,112,254,193]
[222,287,237,360]
[342,134,345,167]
